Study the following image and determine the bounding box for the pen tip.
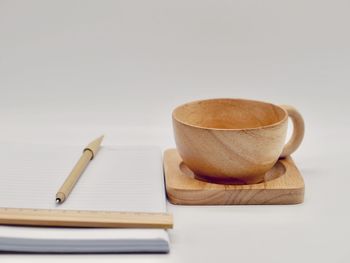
[93,135,104,145]
[56,198,61,204]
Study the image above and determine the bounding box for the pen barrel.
[56,150,93,202]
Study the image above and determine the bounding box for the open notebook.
[0,143,169,253]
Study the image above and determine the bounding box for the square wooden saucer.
[163,149,304,205]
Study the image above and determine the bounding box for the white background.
[0,0,349,262]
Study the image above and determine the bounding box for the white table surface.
[0,0,349,262]
[0,124,348,262]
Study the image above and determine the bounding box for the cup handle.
[279,105,305,158]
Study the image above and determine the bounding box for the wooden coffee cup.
[172,98,305,184]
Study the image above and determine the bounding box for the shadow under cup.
[172,98,289,184]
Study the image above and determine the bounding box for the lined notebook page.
[0,143,166,213]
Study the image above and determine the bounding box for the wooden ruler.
[0,208,173,229]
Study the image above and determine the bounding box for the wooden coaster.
[163,149,304,205]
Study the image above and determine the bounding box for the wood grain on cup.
[172,99,304,184]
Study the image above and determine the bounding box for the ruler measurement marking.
[0,207,173,229]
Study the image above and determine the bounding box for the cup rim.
[172,98,288,131]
